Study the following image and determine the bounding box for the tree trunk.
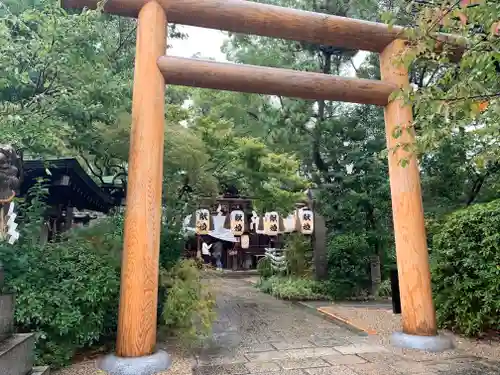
[312,50,333,183]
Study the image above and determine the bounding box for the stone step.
[31,366,50,375]
[0,333,36,375]
[0,294,15,341]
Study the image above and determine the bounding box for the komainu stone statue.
[0,145,21,201]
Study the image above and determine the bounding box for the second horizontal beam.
[157,56,396,106]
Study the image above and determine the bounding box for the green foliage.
[0,1,194,195]
[257,234,313,280]
[218,0,396,296]
[325,233,372,299]
[258,276,327,301]
[159,225,183,271]
[257,256,274,279]
[398,1,499,165]
[0,193,122,368]
[71,213,124,268]
[0,1,134,159]
[431,199,500,336]
[160,259,216,343]
[189,114,308,213]
[283,233,313,278]
[375,279,392,299]
[156,222,185,320]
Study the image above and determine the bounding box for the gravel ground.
[319,304,401,335]
[241,276,500,364]
[52,345,193,375]
[319,303,500,362]
[51,277,500,375]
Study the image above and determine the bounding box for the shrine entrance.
[62,0,459,371]
[186,195,316,272]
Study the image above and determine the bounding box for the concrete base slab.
[98,350,171,375]
[391,332,454,352]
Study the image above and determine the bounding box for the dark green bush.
[374,279,391,299]
[157,222,184,319]
[258,275,327,301]
[160,259,216,343]
[257,233,313,280]
[159,225,183,270]
[72,213,123,268]
[257,235,325,301]
[431,199,500,336]
[284,233,313,277]
[0,182,122,368]
[257,256,273,279]
[325,232,371,299]
[1,182,211,366]
[0,222,122,368]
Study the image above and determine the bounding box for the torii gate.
[62,1,457,373]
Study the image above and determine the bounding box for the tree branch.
[439,92,500,103]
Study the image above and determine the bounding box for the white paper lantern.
[241,234,250,249]
[195,209,210,235]
[299,208,314,234]
[230,210,245,236]
[264,211,279,236]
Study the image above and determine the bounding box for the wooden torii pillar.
[61,1,459,372]
[115,2,167,358]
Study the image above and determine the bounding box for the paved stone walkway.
[194,277,500,375]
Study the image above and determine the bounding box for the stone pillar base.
[391,332,454,352]
[98,350,171,375]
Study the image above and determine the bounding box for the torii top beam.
[63,0,408,53]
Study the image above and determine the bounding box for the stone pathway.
[195,276,500,375]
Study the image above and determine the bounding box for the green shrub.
[2,181,212,366]
[257,256,274,279]
[431,199,500,336]
[159,225,183,270]
[257,233,313,280]
[0,225,121,368]
[284,233,313,277]
[160,259,216,343]
[0,182,122,368]
[375,279,392,299]
[325,232,371,299]
[157,223,185,319]
[71,214,124,268]
[258,275,327,301]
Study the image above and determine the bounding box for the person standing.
[201,241,212,264]
[212,239,224,271]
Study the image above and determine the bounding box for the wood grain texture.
[62,0,399,52]
[61,0,463,57]
[116,1,166,357]
[157,56,396,106]
[380,40,437,337]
